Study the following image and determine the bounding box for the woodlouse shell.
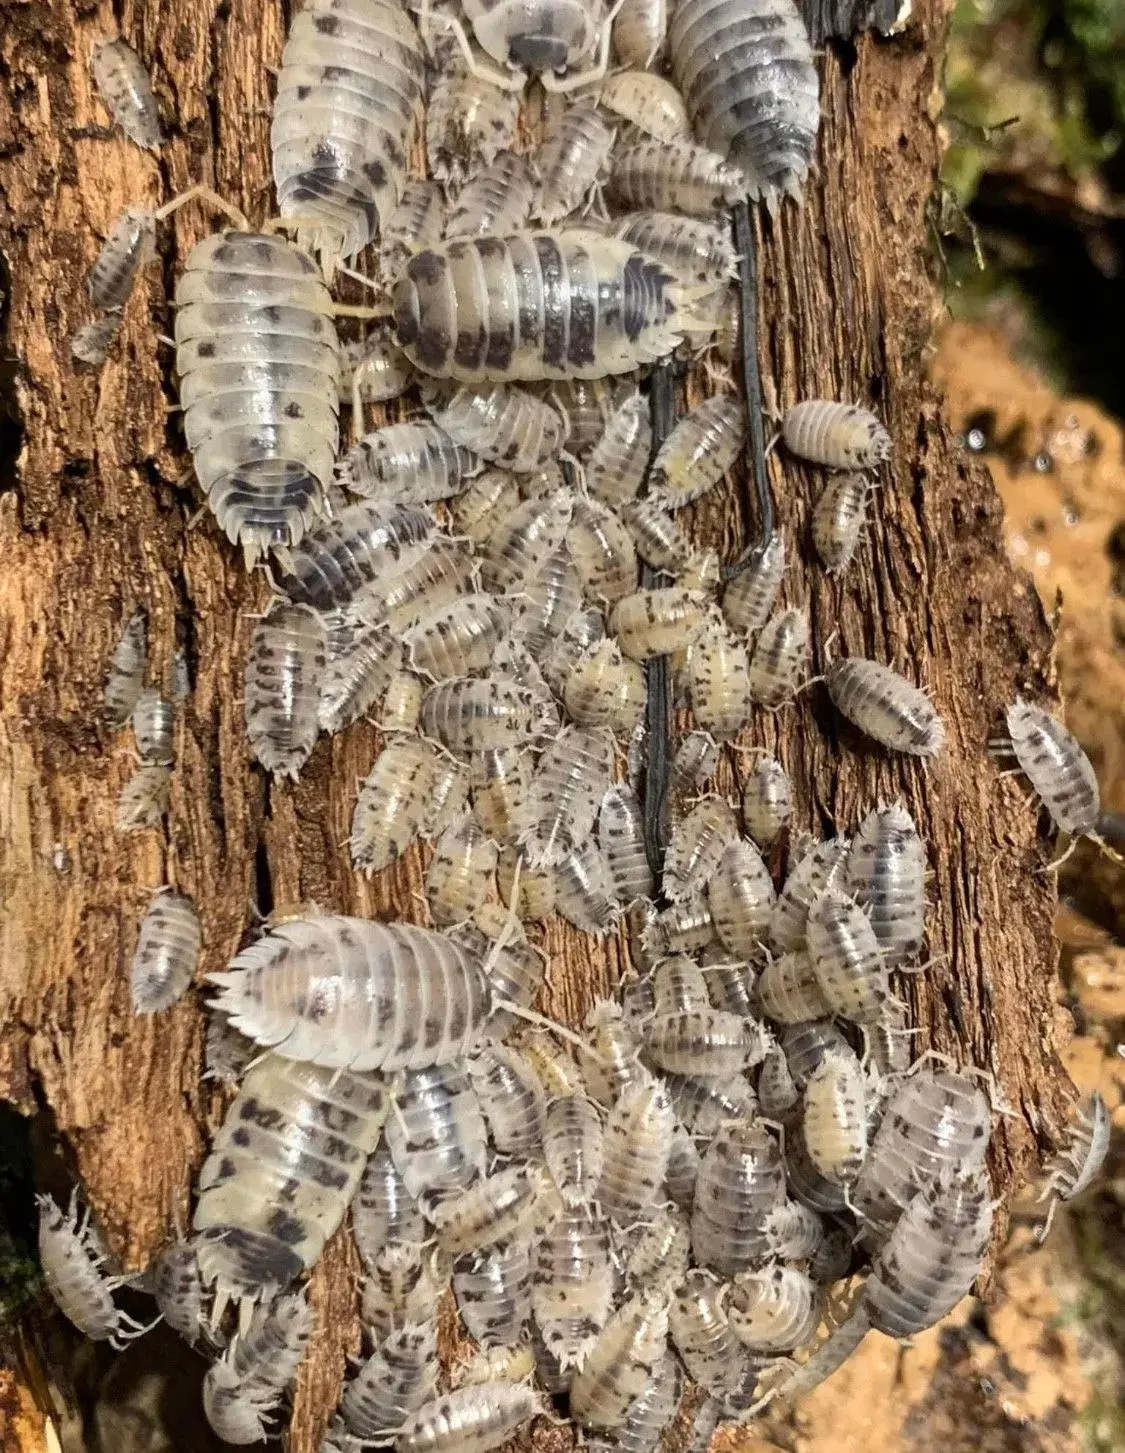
[707,836,775,958]
[609,588,710,663]
[747,606,808,707]
[650,394,745,509]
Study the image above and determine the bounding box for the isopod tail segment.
[721,202,773,586]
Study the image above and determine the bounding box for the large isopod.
[826,657,945,757]
[846,801,926,966]
[193,1052,392,1300]
[244,601,326,779]
[392,233,689,381]
[271,0,425,265]
[669,0,819,208]
[208,915,492,1070]
[174,231,340,558]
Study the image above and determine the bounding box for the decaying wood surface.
[0,0,1075,1447]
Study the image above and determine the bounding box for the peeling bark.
[0,0,1073,1448]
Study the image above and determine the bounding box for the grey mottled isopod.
[598,784,654,904]
[691,1120,786,1276]
[588,1356,682,1453]
[756,949,830,1025]
[617,213,734,298]
[722,532,785,636]
[668,1270,759,1407]
[533,1204,617,1368]
[783,401,890,469]
[570,496,638,605]
[726,1265,819,1352]
[130,887,201,1013]
[340,323,415,409]
[624,1206,691,1295]
[468,1043,547,1158]
[339,421,480,503]
[38,1194,149,1347]
[88,205,155,310]
[748,607,808,707]
[532,101,615,224]
[562,639,647,737]
[175,231,339,558]
[386,1063,489,1201]
[663,1070,757,1137]
[769,835,849,953]
[663,796,739,902]
[619,495,691,574]
[1002,698,1100,838]
[70,315,120,367]
[583,999,644,1107]
[271,0,425,266]
[669,0,818,208]
[429,1164,547,1254]
[651,394,745,509]
[610,587,710,663]
[132,687,174,766]
[202,1361,277,1444]
[152,1240,204,1344]
[813,472,871,574]
[446,150,535,240]
[687,617,752,740]
[484,490,575,591]
[763,1198,825,1261]
[115,763,170,831]
[525,726,615,865]
[105,610,147,727]
[757,1043,799,1118]
[608,138,746,215]
[570,1293,669,1431]
[612,0,668,66]
[392,233,690,381]
[353,1141,426,1270]
[643,892,716,958]
[544,1092,605,1206]
[497,845,558,922]
[396,1381,544,1453]
[425,813,500,926]
[846,802,927,966]
[404,594,507,681]
[470,745,533,845]
[318,619,401,734]
[362,1243,451,1343]
[644,1007,766,1079]
[599,1071,676,1222]
[193,1053,392,1300]
[585,392,652,507]
[273,499,433,612]
[351,735,439,872]
[806,886,889,1024]
[1039,1091,1110,1232]
[669,729,719,795]
[338,1321,439,1442]
[204,1013,255,1085]
[554,839,620,935]
[91,35,162,149]
[600,73,687,141]
[427,380,565,476]
[245,600,326,779]
[827,657,945,758]
[453,1238,533,1348]
[708,836,775,958]
[421,677,539,754]
[451,470,523,546]
[209,915,492,1071]
[742,755,792,848]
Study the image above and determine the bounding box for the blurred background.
[3,3,1125,1450]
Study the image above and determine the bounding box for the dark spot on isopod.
[408,251,445,287]
[196,340,215,358]
[364,158,388,188]
[232,1126,251,1148]
[285,402,304,419]
[313,12,340,32]
[296,85,311,100]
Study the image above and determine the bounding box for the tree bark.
[0,0,1074,1448]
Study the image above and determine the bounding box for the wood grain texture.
[0,0,1073,1446]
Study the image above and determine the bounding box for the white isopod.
[422,379,565,473]
[131,687,174,765]
[782,400,890,469]
[245,600,326,779]
[91,35,163,149]
[826,657,945,757]
[999,698,1101,840]
[130,887,202,1013]
[105,610,147,727]
[38,1193,152,1348]
[88,205,156,310]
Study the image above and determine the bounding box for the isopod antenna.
[641,360,677,883]
[725,200,773,579]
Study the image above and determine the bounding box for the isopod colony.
[44,0,1113,1447]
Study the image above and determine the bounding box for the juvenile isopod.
[609,588,710,663]
[175,231,340,558]
[583,1000,644,1107]
[747,607,808,707]
[470,745,533,845]
[543,1092,605,1206]
[132,687,174,766]
[600,72,687,141]
[608,138,746,215]
[805,886,889,1024]
[570,1293,669,1431]
[114,764,170,831]
[725,1265,820,1352]
[429,1164,547,1254]
[105,610,147,727]
[468,1043,547,1158]
[379,538,480,635]
[742,754,792,848]
[70,315,120,367]
[38,1193,152,1347]
[598,1072,676,1222]
[782,401,890,470]
[353,1142,426,1271]
[426,68,521,185]
[618,495,691,574]
[339,422,480,503]
[998,699,1101,840]
[204,1013,255,1085]
[151,1240,205,1344]
[764,1198,826,1262]
[624,1206,691,1295]
[569,497,638,605]
[668,1270,759,1407]
[403,594,507,681]
[423,379,565,473]
[453,1238,534,1348]
[769,834,849,952]
[826,657,945,757]
[616,212,734,290]
[532,101,615,224]
[553,839,620,935]
[208,915,493,1071]
[392,233,689,381]
[533,1204,616,1369]
[669,729,719,795]
[203,1360,279,1443]
[650,394,745,509]
[721,532,785,635]
[221,1288,314,1393]
[91,35,163,149]
[452,470,523,546]
[663,796,739,901]
[813,472,871,574]
[690,1120,786,1276]
[193,1053,392,1299]
[598,784,655,904]
[756,949,830,1024]
[425,813,500,926]
[386,1063,489,1202]
[686,617,752,739]
[585,392,652,507]
[498,845,558,922]
[271,0,425,266]
[88,205,156,310]
[381,179,447,286]
[340,324,415,413]
[846,801,927,966]
[362,1243,452,1343]
[669,0,819,208]
[612,0,668,67]
[318,619,401,734]
[337,1321,439,1442]
[642,892,716,958]
[802,1046,868,1184]
[351,736,439,872]
[244,600,326,778]
[447,152,535,242]
[484,491,575,592]
[757,1043,799,1118]
[130,887,201,1013]
[396,1381,544,1453]
[1038,1091,1111,1234]
[663,1070,757,1137]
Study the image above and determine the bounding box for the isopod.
[91,35,162,149]
[663,797,739,901]
[757,1043,799,1118]
[783,401,890,470]
[381,178,447,285]
[392,233,689,381]
[114,764,170,831]
[600,73,687,142]
[130,887,201,1013]
[587,1357,682,1453]
[532,100,615,224]
[598,784,654,904]
[802,1046,868,1184]
[452,470,523,545]
[764,1199,825,1261]
[426,69,521,185]
[569,496,638,605]
[244,600,326,778]
[669,729,719,795]
[271,0,425,266]
[203,1361,278,1444]
[362,1243,451,1343]
[617,211,734,289]
[663,1070,757,1137]
[583,1000,644,1107]
[470,746,533,845]
[38,1193,150,1347]
[742,755,792,847]
[453,1238,534,1348]
[612,0,668,67]
[175,231,340,557]
[193,1054,392,1299]
[651,393,745,509]
[668,1270,758,1407]
[151,1240,205,1344]
[422,379,565,473]
[204,1013,255,1085]
[846,801,927,966]
[769,834,849,952]
[468,1043,547,1158]
[340,324,415,411]
[429,1164,547,1254]
[1000,699,1101,839]
[721,532,785,635]
[338,1321,439,1441]
[686,617,752,739]
[105,610,148,727]
[420,677,539,754]
[273,499,434,612]
[553,839,620,935]
[425,812,500,926]
[224,1288,313,1389]
[609,588,710,663]
[396,1381,543,1453]
[543,1092,605,1207]
[707,836,775,957]
[562,639,647,737]
[826,657,945,757]
[756,949,829,1024]
[351,735,439,871]
[725,1265,819,1352]
[533,1203,616,1367]
[669,0,818,208]
[339,421,480,503]
[318,619,401,734]
[208,915,493,1070]
[379,538,480,634]
[525,726,615,865]
[619,495,691,574]
[403,594,507,681]
[691,1120,786,1277]
[812,472,871,574]
[624,1206,691,1295]
[353,1142,426,1270]
[599,1072,676,1222]
[132,687,174,766]
[643,892,716,957]
[497,845,558,922]
[585,392,652,507]
[88,205,156,309]
[484,491,575,592]
[385,1063,489,1202]
[805,886,889,1023]
[1039,1091,1111,1233]
[608,138,746,215]
[70,314,121,367]
[570,1293,669,1431]
[666,1125,700,1212]
[747,607,808,707]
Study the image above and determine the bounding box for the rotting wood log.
[0,0,1076,1448]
